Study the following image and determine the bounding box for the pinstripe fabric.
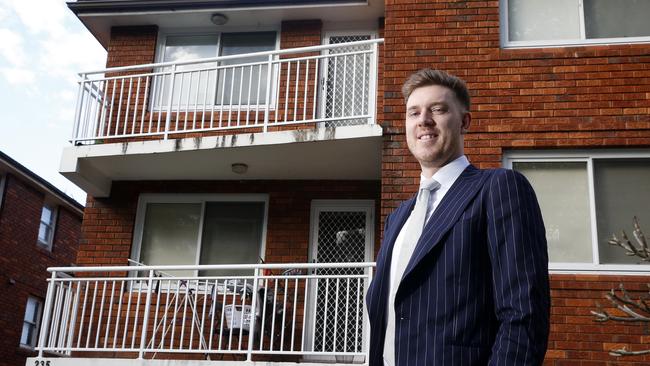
[367,166,550,366]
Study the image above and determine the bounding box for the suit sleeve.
[486,169,550,365]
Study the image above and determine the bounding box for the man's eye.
[408,111,419,117]
[431,107,446,114]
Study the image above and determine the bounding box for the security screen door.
[306,200,373,359]
[322,33,373,127]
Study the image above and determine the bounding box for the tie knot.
[420,178,440,192]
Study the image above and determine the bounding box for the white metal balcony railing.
[36,262,374,362]
[72,39,382,145]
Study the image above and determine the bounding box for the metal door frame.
[303,199,374,361]
[319,31,376,122]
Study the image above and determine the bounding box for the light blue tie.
[383,178,440,366]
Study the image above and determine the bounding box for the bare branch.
[609,348,650,357]
[594,218,650,357]
[634,216,649,256]
[608,218,650,262]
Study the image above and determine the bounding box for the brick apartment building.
[0,151,83,366]
[28,0,650,365]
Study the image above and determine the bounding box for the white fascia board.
[64,124,382,159]
[59,124,383,197]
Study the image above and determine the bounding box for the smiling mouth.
[418,133,438,140]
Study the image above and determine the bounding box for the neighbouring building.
[0,151,83,366]
[29,0,650,365]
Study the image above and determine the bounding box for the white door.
[321,32,374,127]
[305,200,374,360]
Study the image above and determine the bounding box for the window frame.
[152,27,281,111]
[500,0,650,48]
[504,149,650,274]
[37,203,57,250]
[130,193,269,276]
[20,296,43,349]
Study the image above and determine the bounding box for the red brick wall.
[79,180,380,267]
[271,20,323,131]
[106,26,158,69]
[280,19,322,49]
[0,174,82,366]
[382,1,650,365]
[548,274,650,365]
[102,26,158,140]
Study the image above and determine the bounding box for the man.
[366,69,550,365]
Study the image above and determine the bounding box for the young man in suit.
[366,69,550,365]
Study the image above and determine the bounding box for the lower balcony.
[30,263,373,366]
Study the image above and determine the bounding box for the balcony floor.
[60,124,383,197]
[27,358,365,366]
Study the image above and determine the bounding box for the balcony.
[30,262,374,365]
[60,39,383,197]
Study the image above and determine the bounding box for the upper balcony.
[61,39,383,197]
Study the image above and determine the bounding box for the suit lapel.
[383,197,416,258]
[401,165,489,282]
[369,196,415,323]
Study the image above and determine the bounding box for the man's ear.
[461,112,471,134]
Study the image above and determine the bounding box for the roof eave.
[67,0,365,15]
[0,151,85,215]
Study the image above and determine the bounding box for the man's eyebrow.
[407,102,446,109]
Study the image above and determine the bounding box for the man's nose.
[417,110,435,126]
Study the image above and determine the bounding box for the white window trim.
[499,0,650,49]
[37,203,57,250]
[20,296,43,349]
[503,149,650,274]
[131,193,269,276]
[152,27,281,112]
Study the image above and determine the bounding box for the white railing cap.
[48,262,377,273]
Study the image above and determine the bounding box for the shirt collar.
[420,155,470,190]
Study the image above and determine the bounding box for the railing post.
[163,65,176,140]
[138,269,155,359]
[37,271,58,358]
[71,75,87,145]
[363,265,374,362]
[263,54,274,133]
[246,267,261,361]
[368,41,379,125]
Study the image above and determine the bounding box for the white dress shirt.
[387,155,470,300]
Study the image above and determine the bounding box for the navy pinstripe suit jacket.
[366,165,550,366]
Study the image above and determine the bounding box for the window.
[154,31,277,110]
[505,151,650,271]
[132,194,268,276]
[20,296,42,348]
[37,204,56,249]
[502,0,650,47]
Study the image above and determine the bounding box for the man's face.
[405,84,471,174]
